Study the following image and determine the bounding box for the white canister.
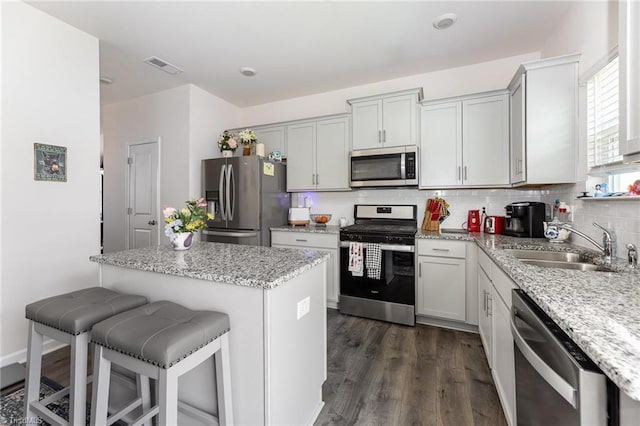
[255,143,265,157]
[339,217,348,227]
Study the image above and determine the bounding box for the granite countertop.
[90,242,329,290]
[271,225,341,234]
[418,230,640,400]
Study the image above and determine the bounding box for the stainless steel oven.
[350,145,418,187]
[511,289,616,425]
[339,205,417,326]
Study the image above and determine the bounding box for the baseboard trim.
[416,316,479,334]
[306,400,325,426]
[1,339,67,368]
[327,301,338,310]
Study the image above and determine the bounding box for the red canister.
[467,210,481,232]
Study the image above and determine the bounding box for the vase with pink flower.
[218,131,237,158]
[162,198,212,250]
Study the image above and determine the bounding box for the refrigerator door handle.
[227,164,234,220]
[219,164,227,221]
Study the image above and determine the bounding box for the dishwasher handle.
[511,314,577,408]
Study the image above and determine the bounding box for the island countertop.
[418,230,640,400]
[90,241,329,289]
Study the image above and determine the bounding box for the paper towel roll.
[256,143,265,157]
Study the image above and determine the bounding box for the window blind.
[587,56,620,168]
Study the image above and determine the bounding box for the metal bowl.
[310,214,332,224]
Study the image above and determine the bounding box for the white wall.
[188,85,241,198]
[0,2,101,364]
[240,52,540,126]
[102,86,191,253]
[101,84,240,252]
[541,0,618,75]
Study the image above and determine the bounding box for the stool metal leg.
[90,345,112,426]
[24,321,43,421]
[158,368,178,426]
[69,332,89,426]
[215,333,234,426]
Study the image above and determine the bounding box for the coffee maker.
[503,202,546,238]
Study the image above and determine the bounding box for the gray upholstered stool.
[90,301,233,426]
[24,287,148,426]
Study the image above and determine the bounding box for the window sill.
[577,195,640,201]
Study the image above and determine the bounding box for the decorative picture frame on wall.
[34,143,67,182]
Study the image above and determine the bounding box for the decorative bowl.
[310,214,332,225]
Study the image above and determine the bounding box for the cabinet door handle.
[487,294,492,316]
[312,174,315,185]
[419,262,422,277]
[316,174,319,185]
[295,239,308,242]
[431,248,450,252]
[483,290,487,313]
[383,129,386,143]
[458,166,461,181]
[464,166,468,181]
[378,130,382,143]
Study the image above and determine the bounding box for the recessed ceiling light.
[433,13,457,30]
[99,76,113,85]
[240,67,257,77]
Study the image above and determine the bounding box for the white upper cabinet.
[462,94,510,186]
[316,116,350,190]
[620,0,640,157]
[348,88,422,150]
[508,54,580,185]
[350,100,383,150]
[510,74,526,184]
[286,121,316,192]
[286,115,350,192]
[419,91,510,188]
[254,125,287,157]
[419,101,462,187]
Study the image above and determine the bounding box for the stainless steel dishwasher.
[511,289,617,425]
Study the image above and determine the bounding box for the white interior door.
[128,141,159,249]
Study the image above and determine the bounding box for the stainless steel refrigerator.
[201,156,289,246]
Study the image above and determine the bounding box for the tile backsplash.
[293,184,640,259]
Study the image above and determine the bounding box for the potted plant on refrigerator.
[218,131,238,157]
[238,128,257,156]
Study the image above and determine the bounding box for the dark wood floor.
[5,310,507,426]
[315,310,507,426]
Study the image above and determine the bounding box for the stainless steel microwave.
[350,145,418,187]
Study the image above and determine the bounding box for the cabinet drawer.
[271,231,338,249]
[478,249,493,276]
[417,239,466,258]
[492,267,518,308]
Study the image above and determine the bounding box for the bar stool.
[90,301,233,426]
[24,287,148,426]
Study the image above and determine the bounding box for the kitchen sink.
[505,249,582,262]
[519,259,614,272]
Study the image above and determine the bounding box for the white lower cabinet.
[416,240,478,329]
[271,231,340,308]
[417,253,466,321]
[477,249,517,426]
[477,265,493,367]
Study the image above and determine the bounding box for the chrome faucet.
[628,244,638,269]
[559,222,615,261]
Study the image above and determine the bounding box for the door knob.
[148,220,157,226]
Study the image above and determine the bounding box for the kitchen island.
[90,241,329,426]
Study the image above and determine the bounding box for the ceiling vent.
[143,56,183,75]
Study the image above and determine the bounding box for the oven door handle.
[339,241,414,252]
[510,314,577,408]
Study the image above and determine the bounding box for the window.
[587,55,620,168]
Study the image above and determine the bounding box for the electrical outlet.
[297,296,310,320]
